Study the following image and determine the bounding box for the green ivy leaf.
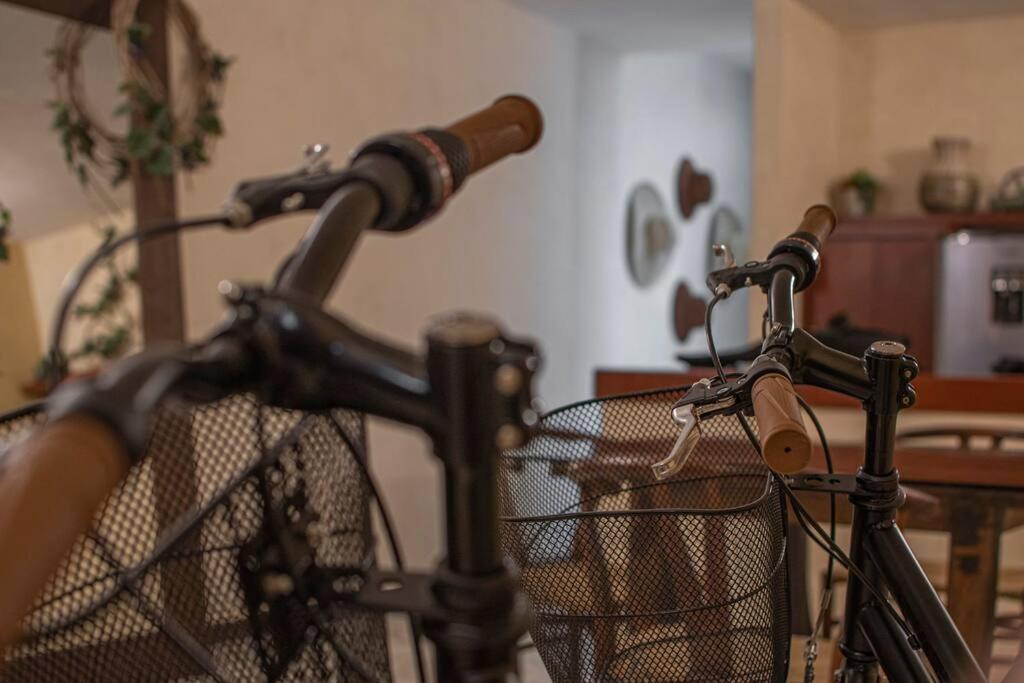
[151,105,172,137]
[126,126,158,159]
[111,157,131,186]
[179,137,208,169]
[112,100,133,118]
[125,22,152,48]
[143,145,174,176]
[50,102,70,130]
[0,206,9,262]
[209,53,233,82]
[196,107,223,136]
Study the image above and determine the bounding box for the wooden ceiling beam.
[0,0,111,27]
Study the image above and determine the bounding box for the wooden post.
[126,1,206,638]
[2,0,186,341]
[4,0,207,647]
[0,0,110,26]
[130,0,185,344]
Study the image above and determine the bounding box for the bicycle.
[673,205,997,682]
[1,96,1019,683]
[0,95,544,682]
[499,206,1024,681]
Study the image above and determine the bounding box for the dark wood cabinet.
[803,214,1024,373]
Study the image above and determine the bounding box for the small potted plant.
[833,170,881,217]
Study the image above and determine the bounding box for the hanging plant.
[28,0,231,396]
[24,224,138,397]
[47,0,231,191]
[0,204,9,262]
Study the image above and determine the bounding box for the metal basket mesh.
[499,388,790,682]
[0,396,390,682]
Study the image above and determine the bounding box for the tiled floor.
[388,617,1018,681]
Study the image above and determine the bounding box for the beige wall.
[751,0,845,332]
[752,2,1024,331]
[844,13,1024,212]
[178,0,579,566]
[0,242,42,411]
[753,1,1024,572]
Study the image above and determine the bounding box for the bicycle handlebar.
[790,204,837,253]
[750,373,811,473]
[445,95,543,176]
[0,416,130,651]
[273,95,544,302]
[0,97,546,654]
[748,204,839,473]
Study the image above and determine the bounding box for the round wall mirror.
[706,205,747,273]
[626,183,675,287]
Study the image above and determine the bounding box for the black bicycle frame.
[204,180,535,682]
[763,271,986,683]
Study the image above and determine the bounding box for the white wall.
[178,0,582,566]
[577,45,754,377]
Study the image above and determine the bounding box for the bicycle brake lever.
[652,403,701,480]
[652,378,744,481]
[652,361,788,481]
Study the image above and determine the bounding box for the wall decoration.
[23,224,139,398]
[706,205,747,275]
[626,182,675,287]
[919,136,979,213]
[832,169,880,217]
[676,157,713,219]
[672,281,706,342]
[47,0,231,193]
[991,167,1024,212]
[34,0,232,389]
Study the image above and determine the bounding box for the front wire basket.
[499,388,790,682]
[0,396,390,682]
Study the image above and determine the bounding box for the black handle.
[767,204,839,292]
[352,94,544,232]
[228,95,544,235]
[443,95,544,177]
[790,204,837,253]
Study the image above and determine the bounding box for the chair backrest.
[897,426,1024,451]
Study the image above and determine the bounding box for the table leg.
[788,521,812,636]
[946,499,1004,674]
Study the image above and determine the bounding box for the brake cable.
[703,288,919,679]
[49,213,231,384]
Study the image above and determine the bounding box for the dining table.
[593,369,1024,674]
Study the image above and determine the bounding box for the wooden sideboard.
[804,213,1024,372]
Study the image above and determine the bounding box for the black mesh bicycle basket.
[0,396,390,682]
[498,388,790,682]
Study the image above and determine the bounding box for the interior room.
[0,1,1023,681]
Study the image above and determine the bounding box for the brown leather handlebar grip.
[0,417,130,651]
[750,374,812,474]
[794,204,838,252]
[445,95,544,175]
